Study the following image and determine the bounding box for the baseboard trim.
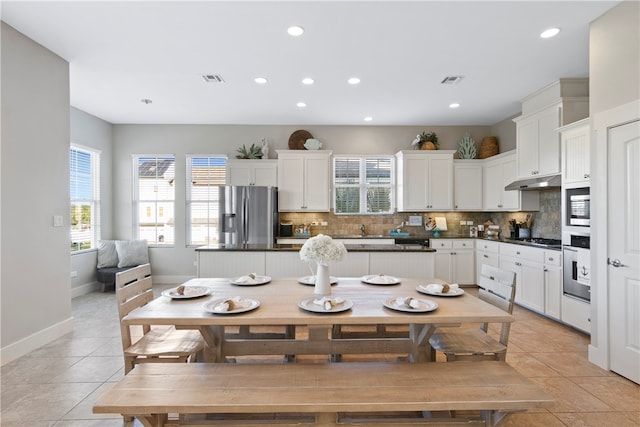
[0,317,74,366]
[71,281,101,298]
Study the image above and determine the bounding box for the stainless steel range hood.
[505,174,561,191]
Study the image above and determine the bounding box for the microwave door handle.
[572,260,578,281]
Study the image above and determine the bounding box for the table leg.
[199,325,226,363]
[409,324,437,363]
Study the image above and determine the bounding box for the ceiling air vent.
[441,76,464,84]
[202,74,225,83]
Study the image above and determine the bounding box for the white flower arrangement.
[299,234,347,266]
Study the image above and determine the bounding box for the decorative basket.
[478,136,499,159]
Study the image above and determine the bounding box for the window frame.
[70,144,101,253]
[185,154,228,247]
[133,154,176,247]
[332,155,395,215]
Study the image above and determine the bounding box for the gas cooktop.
[506,238,562,249]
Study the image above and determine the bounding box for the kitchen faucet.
[360,224,366,236]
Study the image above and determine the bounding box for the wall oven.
[563,235,591,302]
[566,187,590,226]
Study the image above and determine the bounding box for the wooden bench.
[93,361,553,427]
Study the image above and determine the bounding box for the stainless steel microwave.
[566,187,590,226]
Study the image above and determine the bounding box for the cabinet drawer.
[431,239,453,249]
[544,250,562,266]
[477,250,499,266]
[499,243,544,263]
[453,239,475,249]
[476,239,500,253]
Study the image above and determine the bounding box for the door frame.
[590,99,640,370]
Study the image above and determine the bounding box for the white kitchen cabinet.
[277,150,332,212]
[433,239,475,284]
[483,151,539,211]
[454,160,483,210]
[499,243,545,313]
[475,239,500,284]
[369,252,435,279]
[560,118,591,185]
[226,159,277,186]
[395,150,455,212]
[543,250,562,320]
[513,78,589,180]
[561,295,590,333]
[197,251,266,278]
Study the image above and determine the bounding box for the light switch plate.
[53,215,63,227]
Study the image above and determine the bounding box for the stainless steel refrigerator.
[218,186,278,245]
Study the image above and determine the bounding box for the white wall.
[588,0,640,369]
[112,123,491,282]
[1,22,73,364]
[69,107,114,296]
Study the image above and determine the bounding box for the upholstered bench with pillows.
[97,240,149,291]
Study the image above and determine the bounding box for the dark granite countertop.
[195,243,435,253]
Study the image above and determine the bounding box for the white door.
[608,119,640,384]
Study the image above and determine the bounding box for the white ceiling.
[1,1,620,126]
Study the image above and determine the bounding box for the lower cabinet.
[561,295,591,333]
[475,240,500,282]
[197,251,266,278]
[543,250,562,320]
[498,243,547,315]
[433,239,475,284]
[369,252,435,279]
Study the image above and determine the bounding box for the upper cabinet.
[226,159,277,186]
[395,150,455,212]
[560,118,591,185]
[277,150,332,212]
[483,151,539,211]
[513,78,589,180]
[454,160,483,211]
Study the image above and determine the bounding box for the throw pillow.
[97,240,118,268]
[115,239,149,268]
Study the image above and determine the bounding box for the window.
[134,155,175,245]
[333,156,394,214]
[70,145,100,252]
[186,155,227,246]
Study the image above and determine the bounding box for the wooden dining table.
[123,276,514,363]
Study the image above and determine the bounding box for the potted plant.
[411,132,439,150]
[236,143,263,159]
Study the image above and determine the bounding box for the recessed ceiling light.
[540,27,560,38]
[348,77,361,85]
[449,103,460,109]
[364,116,373,122]
[297,102,307,108]
[254,77,268,84]
[141,99,152,104]
[287,26,304,36]
[302,77,314,85]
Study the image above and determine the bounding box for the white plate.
[298,297,354,314]
[230,275,271,286]
[361,275,401,285]
[297,276,339,286]
[161,286,212,299]
[416,284,465,297]
[203,297,260,315]
[383,297,438,313]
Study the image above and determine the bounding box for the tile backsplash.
[279,189,561,240]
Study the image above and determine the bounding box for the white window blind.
[187,155,227,246]
[134,155,175,245]
[70,145,100,252]
[333,156,394,214]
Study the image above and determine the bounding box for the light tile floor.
[1,286,638,426]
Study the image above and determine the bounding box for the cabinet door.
[537,107,561,176]
[227,163,253,186]
[501,157,520,210]
[520,261,545,313]
[252,163,277,186]
[428,156,454,210]
[454,163,483,210]
[404,157,429,210]
[516,118,539,178]
[476,250,499,284]
[369,252,434,278]
[434,251,453,283]
[454,250,475,284]
[500,255,523,304]
[197,252,266,278]
[483,161,503,210]
[544,265,562,320]
[303,156,330,211]
[562,122,591,184]
[278,156,305,211]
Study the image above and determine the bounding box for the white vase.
[314,264,331,296]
